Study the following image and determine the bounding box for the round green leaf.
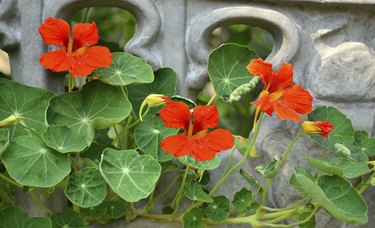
[0,78,54,138]
[127,68,177,114]
[179,155,221,170]
[0,128,9,156]
[0,206,52,228]
[295,174,368,224]
[205,195,230,222]
[103,201,127,219]
[134,115,178,161]
[354,130,375,157]
[2,136,71,187]
[51,210,85,228]
[208,43,259,101]
[80,204,106,219]
[232,187,252,211]
[308,106,354,149]
[43,126,92,153]
[326,157,369,179]
[99,148,161,202]
[183,180,213,203]
[183,208,205,228]
[93,52,154,86]
[65,167,106,208]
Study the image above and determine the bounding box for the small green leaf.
[80,204,106,219]
[308,106,354,149]
[0,79,54,138]
[99,148,161,202]
[0,128,9,156]
[170,95,196,109]
[255,155,281,178]
[247,201,260,213]
[239,169,263,193]
[183,180,213,203]
[294,174,368,224]
[51,210,85,228]
[334,143,351,157]
[183,208,205,228]
[305,156,343,176]
[208,43,258,101]
[2,136,70,187]
[205,195,230,222]
[134,115,178,161]
[65,167,106,208]
[326,157,369,179]
[43,126,91,153]
[127,68,177,114]
[354,130,375,157]
[299,204,316,228]
[290,167,315,193]
[232,187,252,211]
[103,201,127,219]
[234,135,251,155]
[0,207,52,228]
[93,52,154,86]
[179,156,221,170]
[47,80,131,148]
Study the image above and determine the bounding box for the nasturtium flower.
[139,94,168,121]
[159,100,234,161]
[39,17,112,77]
[247,59,313,122]
[302,120,334,138]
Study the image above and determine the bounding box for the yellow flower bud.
[302,120,334,138]
[139,94,168,121]
[0,115,22,128]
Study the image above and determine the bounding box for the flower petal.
[39,49,70,72]
[273,102,303,122]
[191,140,217,162]
[83,46,113,68]
[192,105,218,133]
[251,91,274,116]
[281,85,313,115]
[204,129,234,152]
[72,22,99,49]
[68,56,95,77]
[247,59,273,87]
[269,63,293,93]
[39,17,70,46]
[159,100,191,130]
[161,134,193,157]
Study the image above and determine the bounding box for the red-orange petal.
[247,59,273,87]
[273,102,303,122]
[83,46,113,68]
[204,129,234,152]
[39,49,70,72]
[39,17,70,47]
[191,139,217,162]
[268,63,293,93]
[192,105,218,133]
[159,100,191,130]
[161,134,193,157]
[72,22,99,50]
[281,85,313,115]
[251,91,275,116]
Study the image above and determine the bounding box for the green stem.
[137,212,181,222]
[261,179,272,206]
[80,7,92,22]
[18,121,43,140]
[30,190,53,216]
[120,86,127,98]
[207,93,217,105]
[358,171,375,194]
[280,131,303,166]
[321,148,327,161]
[154,175,180,201]
[172,166,190,215]
[0,173,23,188]
[209,113,264,196]
[221,147,236,178]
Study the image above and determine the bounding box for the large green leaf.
[179,156,221,170]
[127,68,177,114]
[42,126,91,153]
[46,80,131,148]
[326,157,369,179]
[290,167,315,194]
[0,128,9,156]
[134,115,178,161]
[183,208,205,228]
[93,52,154,86]
[354,130,375,157]
[208,43,258,101]
[1,136,70,187]
[308,106,354,149]
[305,156,343,176]
[295,174,368,224]
[99,148,161,202]
[0,206,52,228]
[205,195,230,222]
[65,167,106,208]
[183,180,213,203]
[51,211,85,228]
[0,78,54,138]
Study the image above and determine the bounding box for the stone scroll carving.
[0,0,20,51]
[186,5,300,91]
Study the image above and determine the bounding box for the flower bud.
[139,94,168,121]
[302,120,334,138]
[0,115,22,128]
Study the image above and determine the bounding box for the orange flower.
[159,100,234,161]
[302,120,334,138]
[247,59,312,122]
[39,17,112,77]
